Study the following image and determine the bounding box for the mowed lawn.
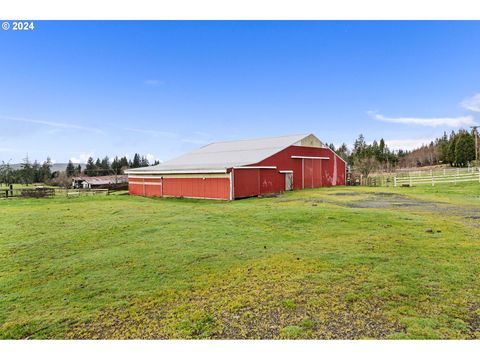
[0,184,479,339]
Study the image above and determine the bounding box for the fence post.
[432,172,434,186]
[394,176,397,187]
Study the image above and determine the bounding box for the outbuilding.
[126,133,346,200]
[72,175,128,189]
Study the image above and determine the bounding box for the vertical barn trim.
[323,147,347,165]
[229,170,234,200]
[319,158,323,186]
[302,158,304,189]
[311,159,314,187]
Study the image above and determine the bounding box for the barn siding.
[250,145,346,189]
[129,176,230,200]
[259,168,284,195]
[233,169,260,198]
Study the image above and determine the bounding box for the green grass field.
[1,184,479,339]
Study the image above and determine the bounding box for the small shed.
[126,133,346,200]
[72,175,128,189]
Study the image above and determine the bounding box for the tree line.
[0,153,159,186]
[0,156,53,186]
[397,130,476,168]
[327,135,400,177]
[1,129,477,185]
[328,128,478,177]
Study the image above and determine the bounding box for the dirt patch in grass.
[347,193,432,209]
[280,190,480,221]
[343,193,480,219]
[466,303,480,339]
[328,192,362,196]
[67,255,404,339]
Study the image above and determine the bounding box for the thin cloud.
[144,79,164,86]
[460,93,480,112]
[193,131,211,137]
[368,111,476,127]
[181,138,209,145]
[0,147,14,152]
[125,127,177,138]
[145,153,161,164]
[385,137,436,151]
[70,152,94,164]
[0,115,103,134]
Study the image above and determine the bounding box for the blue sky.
[1,21,480,164]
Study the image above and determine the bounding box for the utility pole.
[471,126,479,167]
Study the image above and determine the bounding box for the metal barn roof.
[126,133,323,174]
[72,175,128,185]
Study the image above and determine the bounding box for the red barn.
[126,133,346,200]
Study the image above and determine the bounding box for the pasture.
[0,184,479,339]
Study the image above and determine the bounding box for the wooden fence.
[0,187,56,198]
[393,168,480,187]
[54,188,110,197]
[352,167,480,187]
[0,187,110,198]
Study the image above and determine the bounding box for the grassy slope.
[0,184,479,339]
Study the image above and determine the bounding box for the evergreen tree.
[119,156,129,169]
[100,156,111,175]
[132,153,141,168]
[0,161,13,186]
[335,143,350,163]
[32,160,41,182]
[438,131,450,163]
[140,156,149,167]
[66,160,76,177]
[40,157,53,182]
[454,132,475,166]
[85,157,96,176]
[111,156,122,174]
[446,134,456,166]
[20,155,34,185]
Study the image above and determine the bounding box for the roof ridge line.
[208,133,311,145]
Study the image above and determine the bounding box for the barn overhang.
[291,155,330,160]
[125,168,228,175]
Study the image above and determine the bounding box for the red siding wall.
[251,145,346,190]
[233,169,260,198]
[129,177,230,200]
[259,169,284,195]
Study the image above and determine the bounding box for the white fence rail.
[394,168,480,187]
